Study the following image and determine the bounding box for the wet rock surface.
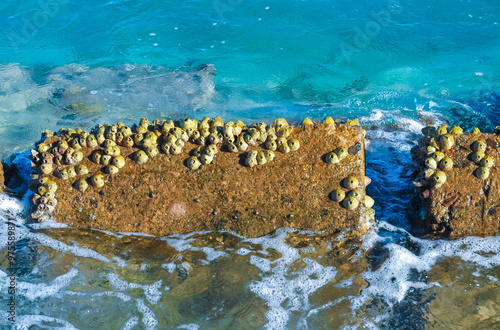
[412,128,500,237]
[29,119,373,237]
[0,161,4,191]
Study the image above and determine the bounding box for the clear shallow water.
[0,0,500,328]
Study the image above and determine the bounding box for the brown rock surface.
[0,161,4,191]
[31,122,374,237]
[412,131,500,237]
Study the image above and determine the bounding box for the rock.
[412,128,500,237]
[28,118,375,237]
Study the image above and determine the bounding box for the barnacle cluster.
[29,115,364,222]
[329,175,375,219]
[414,124,496,190]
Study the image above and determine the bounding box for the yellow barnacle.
[274,118,288,128]
[426,146,437,155]
[432,170,447,188]
[288,139,300,151]
[470,151,485,165]
[40,163,53,175]
[438,134,454,150]
[100,154,112,166]
[56,169,69,180]
[265,140,277,151]
[199,153,213,165]
[346,188,363,201]
[133,150,149,165]
[105,165,119,175]
[237,136,248,151]
[133,133,144,146]
[66,167,77,179]
[141,137,156,149]
[366,208,376,220]
[227,143,239,153]
[69,138,82,150]
[432,151,445,162]
[329,189,345,202]
[342,176,359,190]
[425,157,438,170]
[449,126,463,135]
[144,147,158,158]
[111,155,126,169]
[74,179,88,192]
[37,143,49,153]
[334,147,348,161]
[175,137,185,148]
[186,156,202,170]
[75,164,89,176]
[170,145,182,155]
[243,133,256,146]
[346,119,360,126]
[471,140,486,153]
[342,196,359,210]
[102,139,116,149]
[91,150,103,164]
[438,156,453,171]
[474,166,490,180]
[324,152,340,164]
[205,144,218,156]
[161,143,170,155]
[122,137,134,147]
[37,185,47,196]
[480,155,494,168]
[96,133,106,145]
[302,118,314,125]
[257,151,267,165]
[275,126,290,138]
[437,124,448,135]
[264,150,275,161]
[322,117,335,126]
[472,127,481,134]
[278,142,290,153]
[364,195,375,208]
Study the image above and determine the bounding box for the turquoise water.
[1,0,500,329]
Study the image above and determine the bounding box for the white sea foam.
[14,315,78,329]
[18,268,78,301]
[136,298,158,329]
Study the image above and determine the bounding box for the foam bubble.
[121,316,139,330]
[136,298,158,329]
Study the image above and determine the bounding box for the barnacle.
[141,137,156,149]
[322,117,335,126]
[243,133,256,146]
[265,140,277,151]
[449,126,463,135]
[342,176,359,190]
[437,124,447,135]
[275,127,290,138]
[474,166,490,180]
[471,140,486,153]
[472,127,481,134]
[425,157,438,170]
[66,167,77,179]
[237,136,248,151]
[346,119,360,126]
[121,137,134,147]
[40,163,53,175]
[329,189,345,202]
[101,154,112,166]
[133,150,149,165]
[55,169,69,180]
[432,151,445,162]
[302,118,314,125]
[288,139,300,151]
[438,134,454,150]
[96,133,106,145]
[205,144,218,157]
[346,188,362,201]
[432,170,447,188]
[37,143,49,153]
[470,151,485,165]
[74,179,88,192]
[91,150,103,164]
[334,147,348,161]
[257,151,267,165]
[75,164,89,175]
[274,118,288,128]
[278,142,290,153]
[245,150,258,168]
[105,145,121,157]
[438,156,453,171]
[324,152,340,164]
[364,196,375,208]
[105,165,119,175]
[263,150,275,161]
[133,133,144,146]
[199,153,213,165]
[342,196,359,210]
[170,145,182,155]
[111,155,126,169]
[480,155,494,168]
[186,156,202,170]
[227,143,239,153]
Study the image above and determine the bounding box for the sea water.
[0,0,499,328]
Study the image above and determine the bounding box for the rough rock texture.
[32,123,373,237]
[412,131,500,237]
[0,161,4,191]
